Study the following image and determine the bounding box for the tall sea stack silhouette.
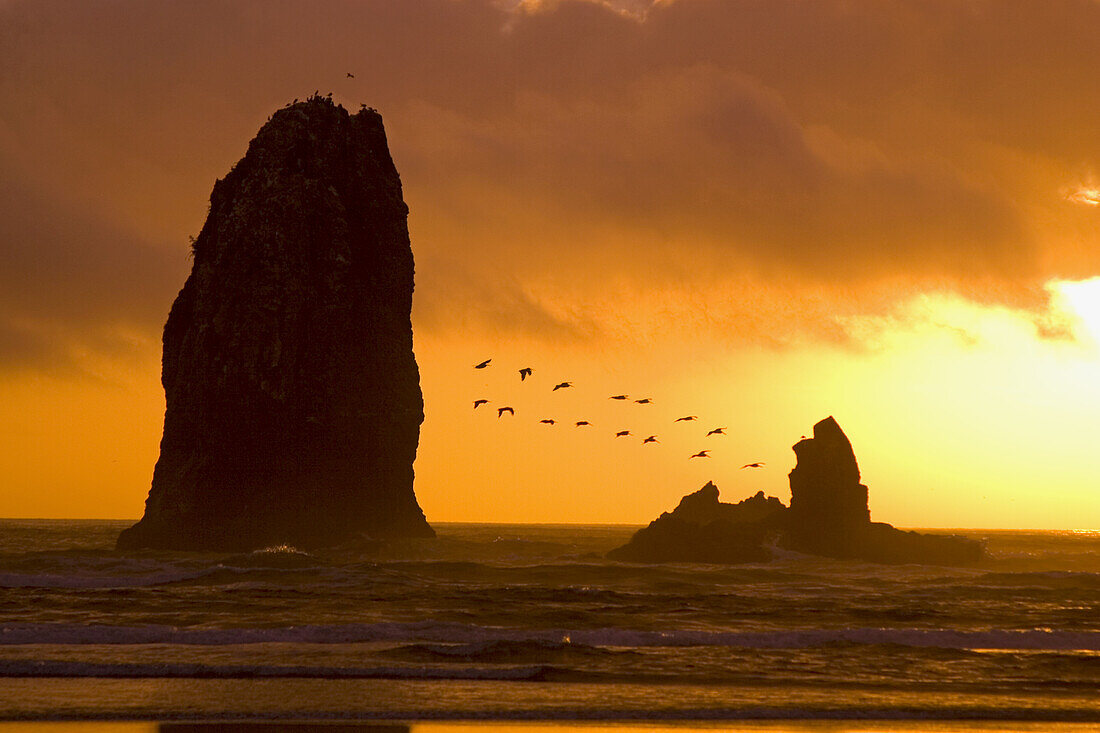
[118,97,434,550]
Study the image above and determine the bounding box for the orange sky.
[1,0,1098,528]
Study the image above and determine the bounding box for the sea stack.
[118,97,434,550]
[784,416,871,555]
[609,417,982,565]
[607,483,785,563]
[782,417,981,563]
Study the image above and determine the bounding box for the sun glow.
[1052,277,1100,346]
[1067,186,1100,206]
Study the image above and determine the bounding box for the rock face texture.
[609,417,982,566]
[118,97,434,551]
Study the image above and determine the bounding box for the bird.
[575,420,591,427]
[615,430,631,437]
[609,394,629,400]
[642,435,659,444]
[540,419,556,425]
[346,72,355,78]
[634,398,653,404]
[473,399,489,409]
[553,382,572,391]
[741,462,765,469]
[519,367,533,381]
[675,416,698,422]
[690,450,710,459]
[497,407,514,418]
[706,427,726,436]
[474,359,491,369]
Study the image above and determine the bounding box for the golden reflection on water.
[415,721,1100,726]
[2,723,1100,733]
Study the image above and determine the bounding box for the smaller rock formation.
[607,482,785,563]
[789,416,869,526]
[782,417,981,564]
[609,417,983,566]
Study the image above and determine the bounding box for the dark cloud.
[1,0,1098,361]
[413,253,599,341]
[0,173,186,372]
[398,65,1033,285]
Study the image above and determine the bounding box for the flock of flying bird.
[470,358,765,467]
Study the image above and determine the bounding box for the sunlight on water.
[3,722,1100,733]
[413,721,1100,726]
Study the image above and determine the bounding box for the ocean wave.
[0,551,331,589]
[0,567,223,589]
[378,638,636,664]
[3,621,1099,651]
[968,570,1100,589]
[0,659,553,680]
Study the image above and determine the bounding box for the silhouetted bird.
[741,462,765,469]
[519,367,533,381]
[497,407,514,418]
[609,394,629,400]
[575,420,591,427]
[346,72,355,78]
[473,399,489,409]
[690,450,710,459]
[474,359,491,369]
[634,398,653,404]
[675,416,698,422]
[540,419,556,425]
[707,427,726,436]
[642,435,659,444]
[615,430,631,437]
[553,382,572,391]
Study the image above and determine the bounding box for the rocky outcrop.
[788,416,869,527]
[118,96,433,551]
[607,482,785,563]
[609,418,982,566]
[782,418,980,564]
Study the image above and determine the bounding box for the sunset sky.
[2,0,1098,528]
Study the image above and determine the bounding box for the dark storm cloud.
[1,0,1098,363]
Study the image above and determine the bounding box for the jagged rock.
[609,418,983,566]
[788,416,869,527]
[783,415,870,556]
[118,97,433,551]
[607,482,786,563]
[781,417,981,563]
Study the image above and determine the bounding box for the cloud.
[1,0,1099,360]
[0,173,186,373]
[400,65,1033,284]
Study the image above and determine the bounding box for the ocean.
[0,520,1098,727]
